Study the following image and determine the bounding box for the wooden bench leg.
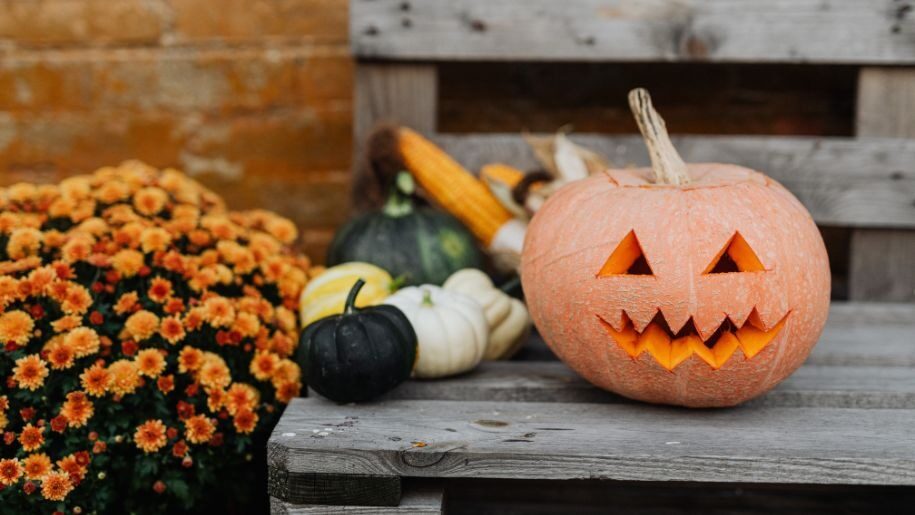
[267,469,401,507]
[851,68,915,302]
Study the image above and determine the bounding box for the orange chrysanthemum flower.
[198,354,231,389]
[111,249,145,277]
[95,180,130,204]
[50,315,81,333]
[13,354,49,391]
[107,359,141,396]
[134,419,167,454]
[159,316,185,345]
[178,347,204,373]
[61,392,94,428]
[46,341,75,370]
[133,187,168,216]
[225,383,259,416]
[80,363,111,397]
[233,409,258,434]
[64,327,101,358]
[206,387,226,413]
[265,217,297,244]
[202,296,235,327]
[19,424,44,452]
[6,227,44,260]
[249,351,279,381]
[183,308,204,331]
[124,310,159,341]
[271,360,301,388]
[232,312,260,338]
[147,277,173,303]
[184,415,216,444]
[113,291,139,315]
[40,470,73,501]
[0,310,34,346]
[140,227,172,253]
[22,453,51,480]
[135,349,166,378]
[0,458,23,486]
[61,284,92,315]
[57,454,88,482]
[275,381,301,404]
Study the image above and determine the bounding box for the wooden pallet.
[268,303,915,513]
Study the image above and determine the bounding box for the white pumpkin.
[384,285,488,379]
[443,269,531,360]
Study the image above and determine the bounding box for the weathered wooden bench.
[269,303,915,513]
[269,1,915,512]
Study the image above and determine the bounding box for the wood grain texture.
[381,361,915,409]
[350,0,915,63]
[430,133,915,228]
[270,481,443,514]
[267,469,401,507]
[270,398,915,485]
[354,64,436,150]
[851,67,915,301]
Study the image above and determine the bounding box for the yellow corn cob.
[397,128,513,245]
[480,163,526,189]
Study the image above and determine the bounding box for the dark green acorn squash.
[297,279,417,404]
[327,172,483,286]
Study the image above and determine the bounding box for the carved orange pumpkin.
[521,89,831,407]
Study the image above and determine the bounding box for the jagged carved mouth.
[597,310,789,371]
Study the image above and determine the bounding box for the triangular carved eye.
[704,232,765,274]
[598,230,654,276]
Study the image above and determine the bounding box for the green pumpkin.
[327,172,483,286]
[297,279,417,404]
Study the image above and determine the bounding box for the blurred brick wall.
[0,0,352,260]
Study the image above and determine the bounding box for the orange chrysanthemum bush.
[0,162,310,513]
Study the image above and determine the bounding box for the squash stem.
[344,278,366,315]
[382,171,416,217]
[421,289,434,307]
[627,88,690,185]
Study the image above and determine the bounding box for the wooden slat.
[430,133,915,228]
[383,361,915,409]
[270,398,915,486]
[354,63,437,146]
[352,63,437,210]
[827,302,915,325]
[270,481,443,514]
[851,68,915,301]
[351,0,915,63]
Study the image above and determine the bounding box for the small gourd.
[297,279,417,403]
[327,172,483,285]
[299,262,394,326]
[384,285,487,378]
[443,269,531,360]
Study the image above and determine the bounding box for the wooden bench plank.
[431,133,915,228]
[270,481,443,514]
[383,362,915,409]
[351,0,915,63]
[271,399,915,486]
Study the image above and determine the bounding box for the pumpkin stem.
[627,88,690,185]
[382,171,415,217]
[344,278,366,315]
[421,289,434,307]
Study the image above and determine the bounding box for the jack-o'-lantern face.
[521,165,831,407]
[596,228,786,371]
